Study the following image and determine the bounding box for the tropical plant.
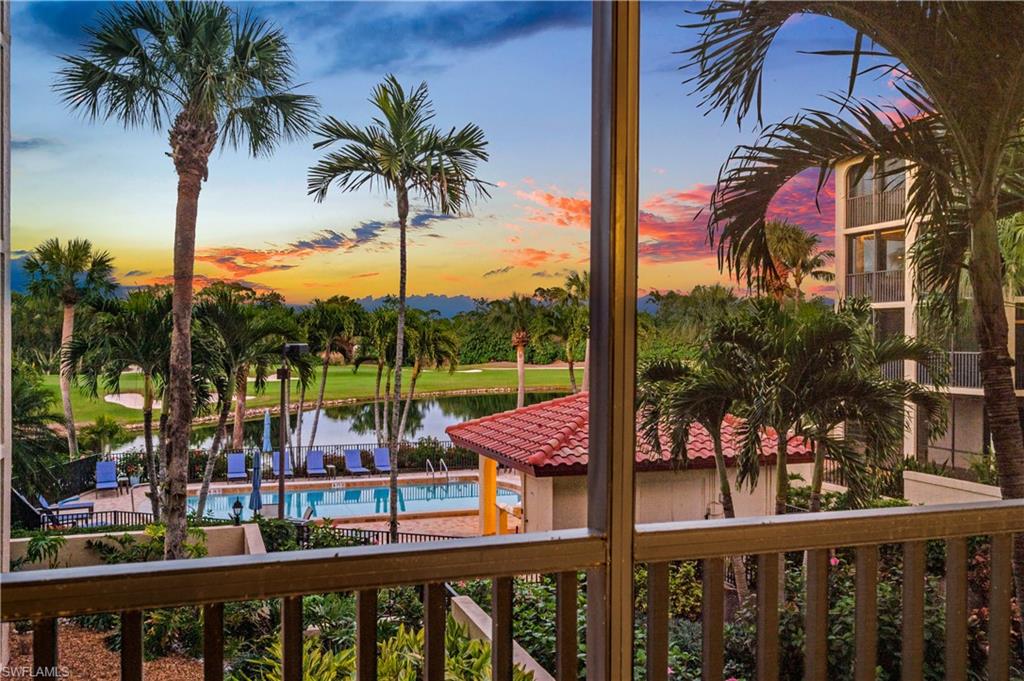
[535,272,589,393]
[353,305,398,446]
[302,296,363,447]
[638,354,752,597]
[78,415,132,455]
[682,0,1024,599]
[13,530,67,571]
[308,74,489,540]
[193,284,300,517]
[57,1,318,558]
[395,310,459,442]
[487,294,537,409]
[85,524,208,564]
[10,361,66,497]
[24,237,115,456]
[11,291,64,373]
[762,220,834,300]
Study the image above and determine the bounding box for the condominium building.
[833,158,1024,470]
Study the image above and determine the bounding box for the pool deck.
[79,469,522,538]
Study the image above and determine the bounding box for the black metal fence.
[293,522,460,549]
[38,510,158,532]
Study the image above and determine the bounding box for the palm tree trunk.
[397,363,421,443]
[373,361,384,445]
[308,353,330,447]
[582,337,590,392]
[164,158,206,560]
[388,188,410,540]
[809,440,824,513]
[157,407,169,512]
[967,200,1024,606]
[566,345,578,393]
[142,372,160,520]
[712,434,749,600]
[516,343,526,408]
[293,380,305,450]
[195,396,232,519]
[59,303,79,457]
[774,431,789,516]
[232,365,248,449]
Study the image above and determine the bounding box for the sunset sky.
[10,2,897,305]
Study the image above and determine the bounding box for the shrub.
[12,529,66,570]
[256,517,299,552]
[85,524,207,563]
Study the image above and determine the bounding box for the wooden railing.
[846,187,906,228]
[4,500,1022,681]
[845,269,904,302]
[918,351,983,388]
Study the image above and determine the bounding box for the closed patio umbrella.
[249,458,263,515]
[262,409,272,453]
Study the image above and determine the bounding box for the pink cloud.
[503,247,570,268]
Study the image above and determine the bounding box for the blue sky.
[10,1,895,303]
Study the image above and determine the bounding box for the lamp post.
[231,498,243,526]
[278,342,308,519]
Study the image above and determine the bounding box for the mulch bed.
[8,624,203,680]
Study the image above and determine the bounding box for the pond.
[113,391,566,452]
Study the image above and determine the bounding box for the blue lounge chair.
[373,447,392,473]
[343,449,370,475]
[37,494,94,514]
[227,453,248,481]
[95,461,118,492]
[271,451,293,478]
[306,450,328,477]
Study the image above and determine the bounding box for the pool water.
[189,482,521,520]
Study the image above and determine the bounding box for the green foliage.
[85,524,208,563]
[634,562,703,621]
[256,516,299,552]
[10,360,66,496]
[78,414,133,454]
[12,530,67,570]
[968,447,1000,486]
[231,619,533,681]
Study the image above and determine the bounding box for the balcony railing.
[846,187,906,228]
[4,500,1022,681]
[845,269,905,302]
[918,351,983,389]
[880,359,904,380]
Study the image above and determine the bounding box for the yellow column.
[478,458,497,535]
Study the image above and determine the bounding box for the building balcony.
[4,500,1023,681]
[846,187,906,228]
[917,351,983,389]
[880,359,904,380]
[845,269,905,302]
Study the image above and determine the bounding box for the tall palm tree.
[353,306,398,447]
[56,1,318,558]
[23,238,115,457]
[308,75,489,540]
[764,220,834,300]
[303,296,363,447]
[565,271,591,391]
[65,288,173,518]
[396,311,459,442]
[488,294,536,409]
[192,285,298,518]
[638,355,751,598]
[534,286,586,393]
[684,0,1024,599]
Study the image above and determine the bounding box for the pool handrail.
[439,458,449,484]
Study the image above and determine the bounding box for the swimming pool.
[189,482,521,520]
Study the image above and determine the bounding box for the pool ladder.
[425,459,450,484]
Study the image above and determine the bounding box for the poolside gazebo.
[447,392,815,533]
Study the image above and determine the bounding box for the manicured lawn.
[46,364,576,426]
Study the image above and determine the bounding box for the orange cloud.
[503,247,570,268]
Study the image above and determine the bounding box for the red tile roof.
[446,392,813,477]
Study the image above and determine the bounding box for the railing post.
[901,542,925,681]
[356,590,378,681]
[121,610,143,681]
[587,3,640,681]
[492,576,514,681]
[555,571,578,681]
[853,546,878,681]
[32,618,58,679]
[203,602,225,681]
[281,596,303,681]
[701,558,724,681]
[944,538,968,680]
[987,533,1013,681]
[423,583,446,681]
[756,553,780,681]
[645,562,669,681]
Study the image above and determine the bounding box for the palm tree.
[303,296,363,447]
[396,311,459,442]
[763,220,834,300]
[638,355,751,598]
[11,361,67,498]
[565,271,591,391]
[193,284,298,518]
[534,286,586,393]
[65,288,173,518]
[488,294,536,409]
[353,306,399,446]
[23,238,115,457]
[308,75,489,540]
[56,1,318,559]
[684,0,1024,598]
